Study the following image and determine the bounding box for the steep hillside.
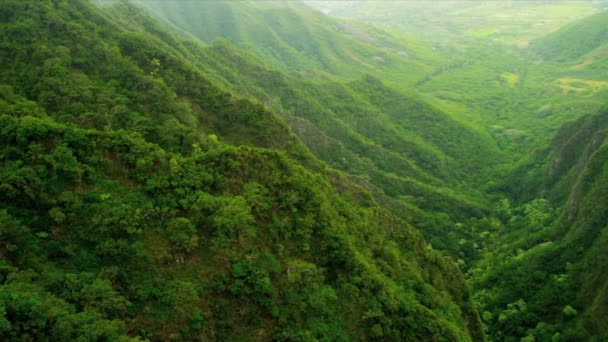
[470,108,608,341]
[0,0,484,340]
[211,46,498,255]
[0,111,484,341]
[108,2,506,258]
[531,10,608,62]
[130,0,442,87]
[194,39,499,184]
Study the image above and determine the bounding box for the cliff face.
[553,112,608,336]
[485,108,608,340]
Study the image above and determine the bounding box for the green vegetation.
[531,10,608,62]
[0,0,485,340]
[0,112,482,340]
[133,0,442,87]
[469,109,608,341]
[126,0,508,260]
[2,0,608,340]
[306,2,608,153]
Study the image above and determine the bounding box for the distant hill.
[131,0,442,87]
[158,32,502,255]
[531,10,608,62]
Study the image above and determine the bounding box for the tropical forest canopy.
[1,0,607,341]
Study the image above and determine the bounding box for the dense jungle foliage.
[0,0,484,340]
[1,0,608,341]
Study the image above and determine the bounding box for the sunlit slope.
[531,10,608,63]
[411,38,606,154]
[0,0,485,340]
[201,41,499,186]
[132,0,442,87]
[530,9,608,94]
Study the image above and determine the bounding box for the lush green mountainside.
[0,111,483,341]
[130,0,442,88]
[197,40,499,189]
[116,0,506,258]
[2,0,606,341]
[124,2,608,340]
[469,108,608,341]
[0,0,484,340]
[531,10,608,62]
[0,0,314,164]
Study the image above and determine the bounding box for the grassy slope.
[132,0,443,88]
[418,44,592,146]
[414,45,606,157]
[530,10,608,62]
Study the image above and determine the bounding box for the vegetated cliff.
[475,108,608,340]
[114,1,504,258]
